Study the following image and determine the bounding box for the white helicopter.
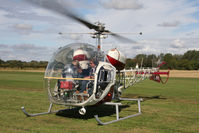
[21,0,170,125]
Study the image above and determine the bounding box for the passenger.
[79,60,98,94]
[89,60,97,78]
[79,60,90,78]
[88,60,97,95]
[78,65,89,93]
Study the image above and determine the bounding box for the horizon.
[0,49,198,62]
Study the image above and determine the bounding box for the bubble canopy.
[44,43,106,105]
[45,43,104,78]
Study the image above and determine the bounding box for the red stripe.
[136,72,169,75]
[151,72,169,75]
[73,54,87,61]
[107,55,125,70]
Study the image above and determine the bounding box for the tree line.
[126,50,199,70]
[0,60,48,69]
[0,50,198,70]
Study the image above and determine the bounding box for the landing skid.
[21,103,63,117]
[94,98,143,125]
[21,99,143,125]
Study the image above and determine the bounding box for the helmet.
[73,49,89,61]
[73,49,90,69]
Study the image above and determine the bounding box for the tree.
[163,53,177,69]
[125,58,136,68]
[183,50,199,61]
[0,59,5,66]
[135,54,147,67]
[177,59,192,70]
[146,54,157,68]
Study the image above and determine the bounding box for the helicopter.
[21,0,170,125]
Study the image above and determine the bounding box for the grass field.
[0,71,198,133]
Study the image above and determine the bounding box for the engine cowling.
[106,48,126,70]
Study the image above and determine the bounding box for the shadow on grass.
[139,95,167,101]
[123,94,167,101]
[56,95,166,120]
[56,104,130,120]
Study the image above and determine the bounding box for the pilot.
[70,60,82,78]
[72,49,90,77]
[71,49,89,93]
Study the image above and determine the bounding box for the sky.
[0,0,199,61]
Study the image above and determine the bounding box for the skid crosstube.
[94,98,143,125]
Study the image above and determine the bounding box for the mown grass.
[0,71,198,133]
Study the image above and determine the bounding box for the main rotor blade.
[24,0,99,31]
[104,31,137,43]
[24,0,139,44]
[59,32,94,35]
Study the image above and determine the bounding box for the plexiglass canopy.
[44,43,105,105]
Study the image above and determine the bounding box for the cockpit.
[44,43,116,106]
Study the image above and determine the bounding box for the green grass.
[0,71,199,133]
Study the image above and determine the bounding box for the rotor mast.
[97,34,101,51]
[91,22,107,51]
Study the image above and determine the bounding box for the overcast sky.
[0,0,199,61]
